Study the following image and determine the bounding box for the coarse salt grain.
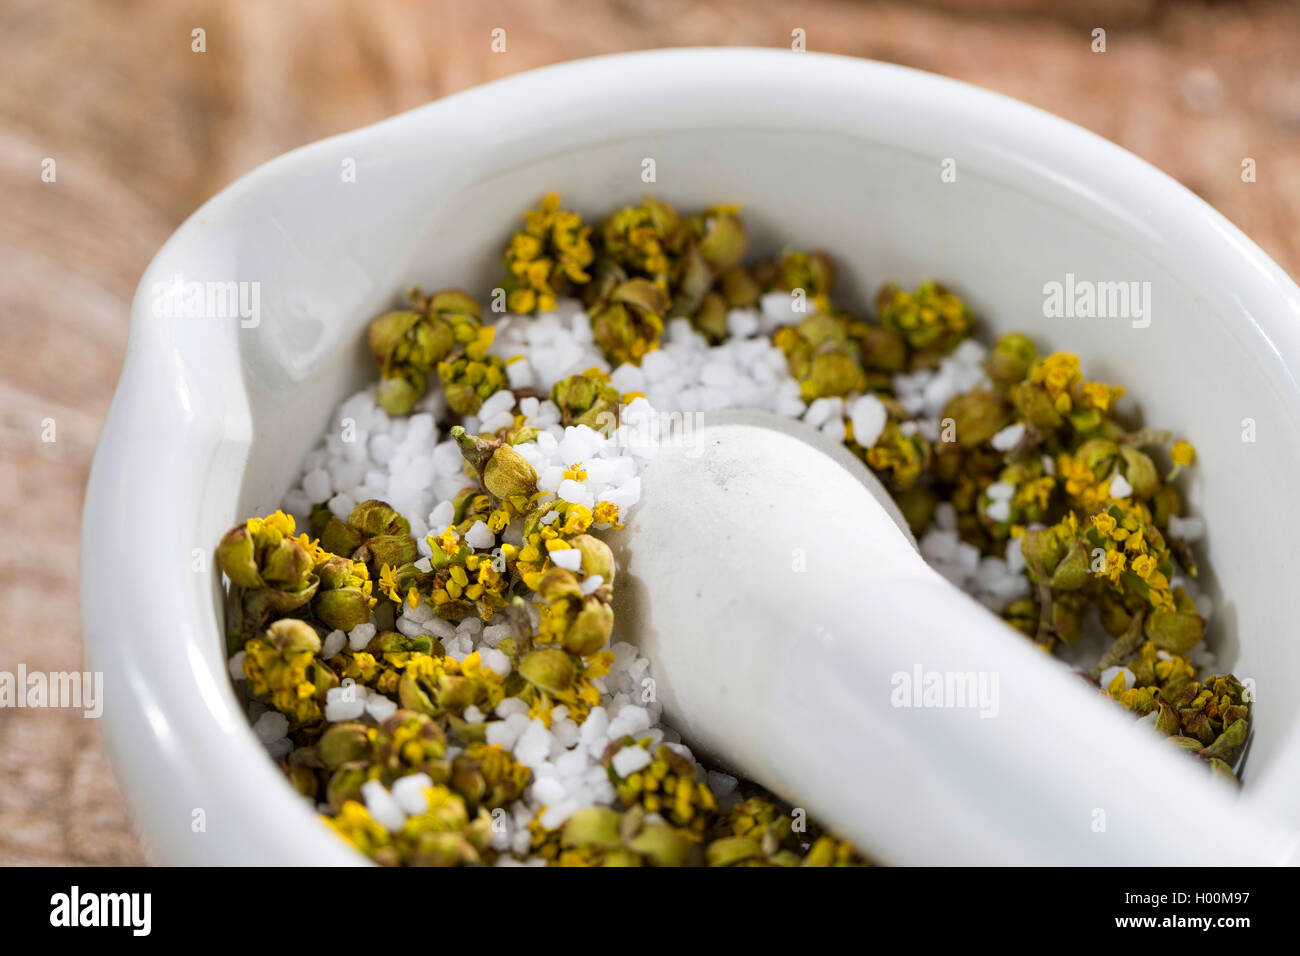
[361,781,407,831]
[464,520,495,550]
[321,629,346,659]
[990,423,1026,451]
[391,773,434,815]
[849,394,887,448]
[611,745,653,777]
[348,622,377,651]
[550,548,582,572]
[253,711,288,743]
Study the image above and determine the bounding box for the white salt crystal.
[302,468,332,502]
[611,745,653,777]
[365,694,398,723]
[551,548,582,572]
[252,711,288,743]
[849,394,888,448]
[990,423,1026,451]
[481,648,511,677]
[348,622,377,651]
[321,629,346,659]
[465,520,495,550]
[391,773,434,815]
[495,697,529,719]
[986,481,1016,501]
[361,781,407,831]
[986,498,1012,523]
[486,721,519,749]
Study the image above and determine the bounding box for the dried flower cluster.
[216,193,1246,866]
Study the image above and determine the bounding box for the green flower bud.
[1021,528,1066,581]
[1119,447,1159,499]
[519,647,577,695]
[942,389,1013,450]
[372,710,448,779]
[706,836,762,867]
[1049,539,1090,591]
[483,443,539,500]
[502,194,594,313]
[286,763,319,799]
[695,208,746,273]
[367,310,424,364]
[1200,717,1248,765]
[437,354,507,417]
[764,250,835,314]
[357,534,418,570]
[266,617,321,654]
[318,517,364,559]
[1143,609,1204,654]
[1014,383,1064,430]
[599,197,681,282]
[590,278,668,366]
[320,722,372,769]
[449,425,496,477]
[1155,699,1182,736]
[435,674,476,713]
[326,764,368,813]
[877,280,972,358]
[314,588,371,631]
[807,352,867,400]
[567,534,616,585]
[852,323,908,373]
[215,525,262,589]
[1050,598,1083,646]
[986,333,1036,388]
[1076,438,1118,475]
[551,371,620,432]
[719,267,761,308]
[450,742,530,810]
[375,367,427,416]
[426,288,483,321]
[349,500,411,537]
[564,600,614,657]
[242,619,336,725]
[538,567,583,605]
[562,807,623,849]
[625,823,693,867]
[690,291,729,343]
[1166,735,1205,755]
[450,426,538,500]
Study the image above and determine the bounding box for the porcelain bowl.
[82,48,1300,864]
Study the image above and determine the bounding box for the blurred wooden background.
[1,0,1297,865]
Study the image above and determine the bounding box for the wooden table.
[2,0,1296,865]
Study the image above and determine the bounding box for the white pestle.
[607,408,1296,865]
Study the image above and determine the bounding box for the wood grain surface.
[1,0,1297,865]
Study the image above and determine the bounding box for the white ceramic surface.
[82,48,1300,865]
